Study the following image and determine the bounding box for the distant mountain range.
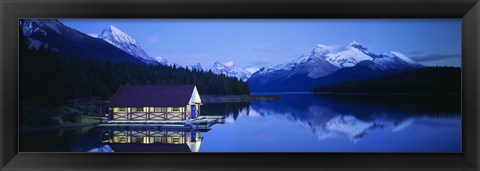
[20,19,144,64]
[211,61,259,81]
[20,19,258,81]
[91,24,259,81]
[248,41,424,92]
[21,19,439,91]
[186,63,203,71]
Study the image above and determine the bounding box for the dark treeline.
[313,67,461,94]
[20,33,250,105]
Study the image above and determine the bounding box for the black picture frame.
[1,0,479,170]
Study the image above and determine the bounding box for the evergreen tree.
[19,35,251,105]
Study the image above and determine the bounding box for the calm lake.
[20,93,461,152]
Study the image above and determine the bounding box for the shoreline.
[252,92,460,96]
[22,121,99,132]
[202,95,282,103]
[313,92,461,96]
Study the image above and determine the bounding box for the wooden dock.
[96,115,225,131]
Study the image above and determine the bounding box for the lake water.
[20,93,461,153]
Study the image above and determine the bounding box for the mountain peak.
[19,19,146,64]
[108,25,118,30]
[346,40,368,51]
[213,61,235,68]
[106,25,125,36]
[224,61,235,67]
[349,40,360,45]
[98,25,160,64]
[100,25,138,45]
[153,56,170,65]
[211,61,258,81]
[316,44,333,49]
[313,44,333,52]
[20,19,69,36]
[187,63,203,70]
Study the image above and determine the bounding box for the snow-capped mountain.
[20,19,88,50]
[21,19,63,37]
[153,56,170,65]
[98,25,163,65]
[187,63,203,71]
[211,61,259,81]
[256,41,421,78]
[248,41,423,92]
[370,51,422,70]
[321,41,382,68]
[19,19,144,64]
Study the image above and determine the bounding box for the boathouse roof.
[109,85,197,107]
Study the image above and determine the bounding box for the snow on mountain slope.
[248,41,424,92]
[98,25,161,64]
[322,41,375,68]
[19,19,144,64]
[153,56,170,65]
[187,63,203,71]
[390,51,417,64]
[250,45,340,83]
[211,61,259,81]
[245,67,260,75]
[370,52,423,70]
[20,19,66,37]
[252,41,422,81]
[223,61,235,67]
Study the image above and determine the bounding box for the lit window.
[173,107,180,112]
[155,107,167,112]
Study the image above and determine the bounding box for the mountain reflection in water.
[20,94,461,152]
[200,94,460,152]
[249,94,460,142]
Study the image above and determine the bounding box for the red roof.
[109,85,195,107]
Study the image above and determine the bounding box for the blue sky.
[61,19,461,68]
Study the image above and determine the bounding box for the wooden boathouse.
[107,85,202,121]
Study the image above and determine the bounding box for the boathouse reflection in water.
[99,129,203,152]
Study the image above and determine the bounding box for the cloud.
[254,43,280,52]
[88,33,98,38]
[407,50,424,55]
[411,53,460,62]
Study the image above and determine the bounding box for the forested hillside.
[20,33,250,105]
[313,67,460,94]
